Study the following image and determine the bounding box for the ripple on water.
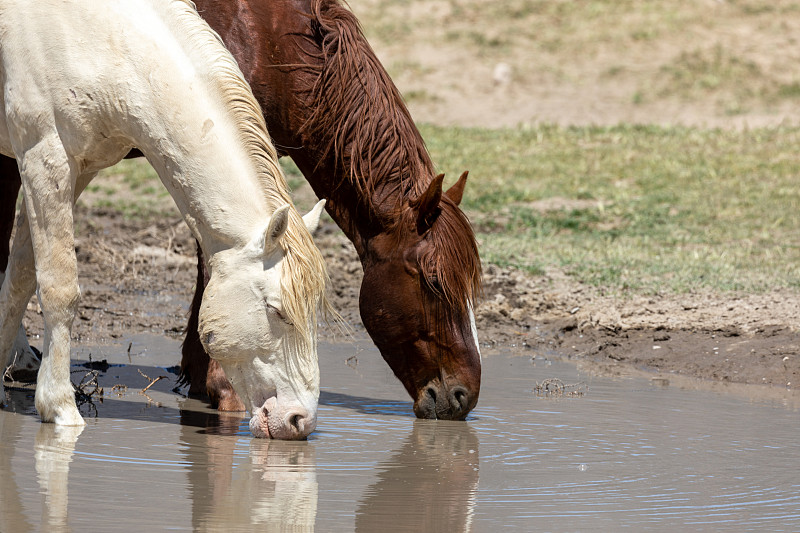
[1,344,799,530]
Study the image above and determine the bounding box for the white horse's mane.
[168,0,330,376]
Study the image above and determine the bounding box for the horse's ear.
[415,173,444,234]
[302,199,326,234]
[262,204,291,251]
[444,170,469,206]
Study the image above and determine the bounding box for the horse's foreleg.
[15,143,83,426]
[0,156,40,380]
[0,206,39,380]
[181,244,245,411]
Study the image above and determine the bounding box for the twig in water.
[71,368,104,415]
[2,352,18,382]
[137,368,168,394]
[139,391,162,407]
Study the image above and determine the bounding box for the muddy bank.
[478,266,800,390]
[13,206,796,394]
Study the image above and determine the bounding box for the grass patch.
[83,159,173,219]
[420,123,800,295]
[651,44,766,111]
[279,157,306,191]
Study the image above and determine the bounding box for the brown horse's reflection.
[355,420,480,532]
[179,404,318,531]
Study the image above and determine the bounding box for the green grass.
[421,123,800,295]
[83,124,800,297]
[85,159,173,219]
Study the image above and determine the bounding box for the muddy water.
[1,335,799,531]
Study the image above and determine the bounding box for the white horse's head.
[197,200,327,440]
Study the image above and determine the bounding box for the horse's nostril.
[453,387,468,410]
[282,409,314,439]
[289,413,302,431]
[426,386,437,403]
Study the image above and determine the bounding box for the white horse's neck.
[136,92,270,256]
[118,0,275,255]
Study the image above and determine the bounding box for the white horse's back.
[1,0,220,171]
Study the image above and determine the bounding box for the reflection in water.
[355,420,480,533]
[0,401,33,533]
[180,405,318,532]
[35,424,85,533]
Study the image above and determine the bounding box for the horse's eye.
[427,275,443,293]
[266,303,292,325]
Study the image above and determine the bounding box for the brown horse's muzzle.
[413,379,478,420]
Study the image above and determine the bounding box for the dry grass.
[349,0,800,127]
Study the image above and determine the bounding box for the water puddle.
[1,335,798,530]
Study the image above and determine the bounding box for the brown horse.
[0,0,483,420]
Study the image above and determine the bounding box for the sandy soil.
[353,0,800,130]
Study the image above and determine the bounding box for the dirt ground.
[16,201,798,395]
[13,0,800,396]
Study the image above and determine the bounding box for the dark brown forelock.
[414,196,482,316]
[301,0,482,313]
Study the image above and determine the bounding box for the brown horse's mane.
[302,0,432,205]
[300,0,482,315]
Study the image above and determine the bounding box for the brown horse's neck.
[194,0,434,259]
[290,150,429,259]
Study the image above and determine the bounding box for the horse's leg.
[0,204,38,380]
[181,244,245,411]
[0,155,40,380]
[12,142,82,425]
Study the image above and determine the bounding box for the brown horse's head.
[244,0,484,418]
[359,172,482,420]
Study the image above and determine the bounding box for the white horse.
[0,0,331,439]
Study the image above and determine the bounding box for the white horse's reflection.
[180,408,318,531]
[355,420,480,533]
[34,423,84,532]
[0,402,34,532]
